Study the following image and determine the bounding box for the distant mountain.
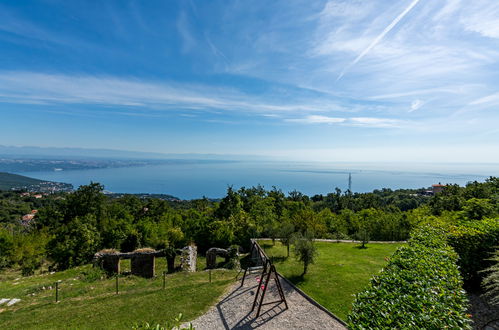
[0,145,266,161]
[0,145,171,160]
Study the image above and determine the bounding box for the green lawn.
[259,240,404,321]
[0,257,236,329]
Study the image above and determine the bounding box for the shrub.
[348,225,471,329]
[482,248,499,305]
[447,218,499,288]
[223,245,241,270]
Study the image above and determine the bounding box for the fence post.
[55,281,59,302]
[115,275,119,294]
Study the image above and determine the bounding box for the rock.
[180,245,197,272]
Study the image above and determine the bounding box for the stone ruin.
[206,246,239,269]
[206,248,229,269]
[93,245,197,278]
[179,245,197,272]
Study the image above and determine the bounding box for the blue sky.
[1,0,499,162]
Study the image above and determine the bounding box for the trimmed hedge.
[348,226,471,329]
[447,218,499,288]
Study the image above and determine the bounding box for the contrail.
[337,0,421,81]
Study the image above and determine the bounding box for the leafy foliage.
[447,218,499,288]
[482,248,499,305]
[0,177,497,278]
[348,226,472,329]
[48,214,101,269]
[279,222,295,257]
[292,232,317,275]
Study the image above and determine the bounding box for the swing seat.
[248,266,264,273]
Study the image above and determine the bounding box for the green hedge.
[348,226,471,329]
[447,218,499,288]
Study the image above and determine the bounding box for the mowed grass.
[0,257,236,329]
[259,240,404,321]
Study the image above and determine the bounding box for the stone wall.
[131,253,156,278]
[180,245,197,272]
[206,247,229,269]
[100,254,120,274]
[94,249,164,278]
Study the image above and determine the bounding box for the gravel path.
[468,293,499,329]
[188,273,346,330]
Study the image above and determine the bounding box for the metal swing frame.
[241,240,288,317]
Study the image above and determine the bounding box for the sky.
[1,0,499,163]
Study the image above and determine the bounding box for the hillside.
[0,258,236,329]
[0,172,45,190]
[0,172,72,192]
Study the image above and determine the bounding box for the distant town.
[0,157,233,173]
[15,181,74,194]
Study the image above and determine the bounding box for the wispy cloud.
[0,71,354,116]
[469,92,499,106]
[409,99,424,112]
[349,117,405,128]
[336,0,422,81]
[177,10,196,54]
[286,115,346,124]
[286,115,405,128]
[460,1,499,38]
[0,4,94,50]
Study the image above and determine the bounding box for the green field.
[259,240,404,320]
[0,257,236,329]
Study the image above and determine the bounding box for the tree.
[292,208,327,237]
[0,227,14,269]
[48,214,101,269]
[279,222,295,257]
[63,182,106,224]
[264,221,280,245]
[461,198,495,220]
[215,186,243,220]
[293,232,317,276]
[355,209,374,248]
[12,232,48,276]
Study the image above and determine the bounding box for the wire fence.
[18,265,236,305]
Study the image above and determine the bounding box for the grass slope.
[0,172,44,190]
[259,240,404,321]
[0,258,236,329]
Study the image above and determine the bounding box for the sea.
[17,161,498,200]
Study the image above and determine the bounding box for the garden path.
[188,272,346,330]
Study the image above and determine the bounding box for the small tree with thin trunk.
[355,209,373,249]
[279,222,295,258]
[293,232,317,276]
